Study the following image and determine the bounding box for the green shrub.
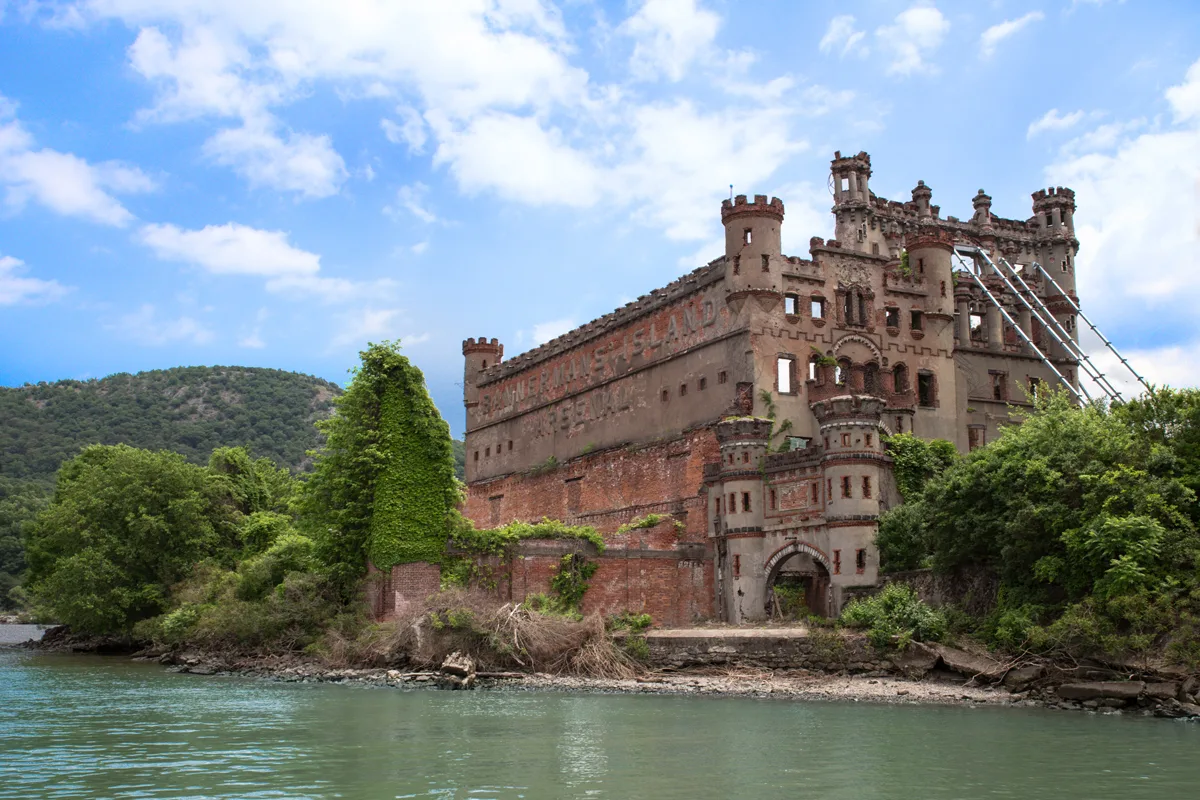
[609,612,653,633]
[236,534,317,601]
[840,583,948,650]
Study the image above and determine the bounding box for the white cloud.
[239,331,266,348]
[265,274,398,303]
[381,105,427,153]
[876,4,950,77]
[531,317,576,345]
[0,96,154,226]
[1042,57,1200,386]
[0,254,70,305]
[385,182,440,224]
[202,124,346,198]
[620,0,721,82]
[327,306,427,350]
[111,304,214,346]
[1027,108,1088,139]
[138,222,321,277]
[411,241,429,255]
[819,15,867,58]
[1166,58,1200,124]
[980,11,1044,58]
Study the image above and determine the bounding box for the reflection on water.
[1,648,1198,799]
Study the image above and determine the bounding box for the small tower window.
[833,549,842,575]
[910,310,924,331]
[485,446,490,457]
[865,433,873,447]
[742,492,752,512]
[811,483,819,504]
[841,475,852,498]
[473,450,479,462]
[917,258,925,275]
[808,357,819,381]
[661,388,670,402]
[508,440,513,451]
[762,254,770,272]
[940,280,947,297]
[855,549,867,573]
[991,371,1007,401]
[680,383,688,397]
[895,416,903,432]
[841,433,851,447]
[744,228,752,245]
[777,356,795,394]
[862,476,872,498]
[784,294,799,316]
[886,307,900,328]
[769,489,777,510]
[812,297,826,319]
[733,255,740,275]
[729,492,736,510]
[718,371,728,384]
[918,372,937,407]
[699,376,708,391]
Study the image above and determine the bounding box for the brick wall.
[366,561,442,619]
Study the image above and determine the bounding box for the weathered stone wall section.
[643,630,893,673]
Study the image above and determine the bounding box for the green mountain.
[1,366,343,484]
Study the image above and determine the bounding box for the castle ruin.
[457,151,1082,625]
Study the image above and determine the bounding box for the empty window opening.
[969,313,986,339]
[743,228,752,245]
[473,450,479,462]
[918,372,936,407]
[1028,376,1043,401]
[729,492,736,511]
[699,376,708,391]
[508,440,513,451]
[857,293,867,325]
[991,372,1007,402]
[840,177,849,192]
[855,549,867,573]
[718,371,728,384]
[910,310,924,331]
[1064,316,1075,332]
[485,446,490,457]
[836,358,851,385]
[895,416,903,432]
[940,280,947,297]
[968,426,985,452]
[864,363,879,393]
[481,360,488,369]
[812,297,826,319]
[715,497,722,515]
[732,554,741,578]
[742,452,750,464]
[872,242,880,255]
[762,254,770,272]
[784,294,799,316]
[680,383,688,397]
[917,258,925,275]
[892,363,909,393]
[841,432,851,447]
[811,483,819,504]
[865,433,873,447]
[841,475,852,498]
[742,492,752,512]
[827,478,833,498]
[843,292,854,323]
[886,307,900,328]
[833,550,842,575]
[862,476,872,498]
[769,489,777,510]
[661,388,670,402]
[777,356,795,394]
[808,357,819,381]
[733,255,740,275]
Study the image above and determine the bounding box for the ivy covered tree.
[299,341,458,599]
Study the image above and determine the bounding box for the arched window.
[836,358,852,386]
[864,363,880,393]
[892,363,909,393]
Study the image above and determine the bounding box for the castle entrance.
[764,543,832,620]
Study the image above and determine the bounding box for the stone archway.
[763,541,833,619]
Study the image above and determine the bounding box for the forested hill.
[0,367,342,483]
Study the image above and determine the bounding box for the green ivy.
[451,516,605,556]
[548,553,598,613]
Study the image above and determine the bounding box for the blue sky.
[1,0,1198,437]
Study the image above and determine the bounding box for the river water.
[2,644,1199,799]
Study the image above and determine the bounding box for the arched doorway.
[763,541,833,619]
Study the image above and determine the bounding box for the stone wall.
[642,629,892,673]
[883,567,999,616]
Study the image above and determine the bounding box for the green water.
[2,648,1199,799]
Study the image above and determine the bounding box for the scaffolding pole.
[956,245,1115,403]
[1034,263,1153,394]
[952,252,1086,404]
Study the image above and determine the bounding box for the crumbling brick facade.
[461,151,1081,624]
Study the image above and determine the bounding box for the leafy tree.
[24,445,243,634]
[0,478,47,609]
[300,341,458,598]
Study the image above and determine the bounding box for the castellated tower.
[830,150,873,251]
[1032,188,1080,362]
[461,337,503,411]
[713,417,773,623]
[721,194,785,306]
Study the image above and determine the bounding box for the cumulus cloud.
[138,222,321,277]
[111,303,214,346]
[1027,108,1090,139]
[327,306,428,351]
[876,3,950,77]
[381,106,427,153]
[202,124,346,198]
[531,317,577,345]
[620,0,721,82]
[384,182,441,224]
[980,11,1044,58]
[0,254,71,305]
[1043,57,1200,389]
[819,15,868,58]
[0,95,154,226]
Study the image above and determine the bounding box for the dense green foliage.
[450,517,605,556]
[840,583,948,649]
[0,477,46,609]
[884,433,959,503]
[299,341,458,599]
[1,367,341,485]
[878,389,1200,662]
[24,445,245,633]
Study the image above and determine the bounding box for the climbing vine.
[758,390,795,452]
[547,553,599,613]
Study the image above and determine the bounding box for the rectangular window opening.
[473,450,479,462]
[742,492,752,512]
[680,383,688,397]
[855,549,866,573]
[969,312,986,339]
[769,489,777,510]
[743,228,752,245]
[910,310,924,331]
[886,307,900,328]
[762,254,770,272]
[862,476,872,498]
[733,554,741,578]
[508,440,513,451]
[841,432,851,447]
[991,372,1007,402]
[812,297,826,319]
[833,549,842,575]
[777,356,794,394]
[661,388,670,402]
[811,483,819,504]
[784,294,799,316]
[918,373,936,407]
[841,475,852,498]
[699,376,708,391]
[718,371,728,384]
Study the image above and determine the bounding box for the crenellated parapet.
[721,194,785,223]
[462,337,503,357]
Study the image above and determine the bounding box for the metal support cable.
[953,253,1086,403]
[1034,263,1153,394]
[988,254,1123,401]
[958,246,1109,403]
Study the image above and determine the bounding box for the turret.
[971,189,993,229]
[831,150,874,251]
[1032,187,1080,359]
[462,337,503,410]
[904,228,955,316]
[911,180,933,218]
[721,194,785,302]
[713,416,772,622]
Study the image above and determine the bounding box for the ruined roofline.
[477,259,726,387]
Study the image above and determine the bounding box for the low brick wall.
[642,630,894,673]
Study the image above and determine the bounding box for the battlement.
[1032,187,1076,206]
[831,150,872,172]
[721,194,785,223]
[462,337,503,356]
[905,227,957,251]
[715,417,773,444]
